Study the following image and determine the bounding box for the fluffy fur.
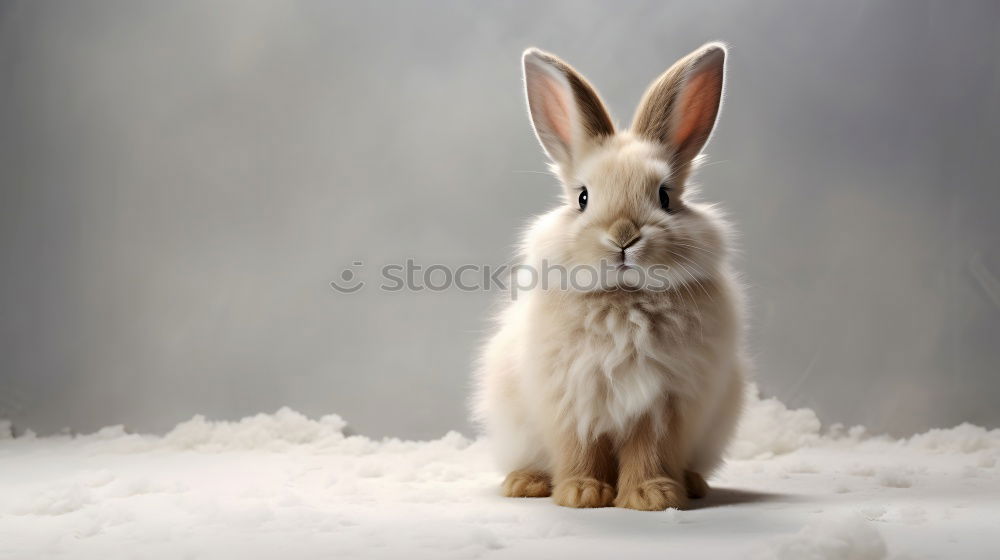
[473,43,748,510]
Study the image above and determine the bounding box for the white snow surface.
[1,385,997,560]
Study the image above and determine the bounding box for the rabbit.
[472,42,748,510]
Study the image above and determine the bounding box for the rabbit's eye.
[578,187,588,211]
[659,185,672,212]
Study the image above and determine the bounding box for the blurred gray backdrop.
[2,0,999,438]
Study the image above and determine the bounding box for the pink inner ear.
[672,71,721,149]
[538,73,573,147]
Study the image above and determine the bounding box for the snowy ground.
[1,388,997,560]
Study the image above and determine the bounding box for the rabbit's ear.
[632,43,726,166]
[522,48,615,168]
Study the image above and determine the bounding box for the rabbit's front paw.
[502,470,552,498]
[552,477,615,508]
[614,477,687,511]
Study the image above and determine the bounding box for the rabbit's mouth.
[616,251,643,270]
[601,231,646,270]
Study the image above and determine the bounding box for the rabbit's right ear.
[522,48,615,169]
[632,43,727,168]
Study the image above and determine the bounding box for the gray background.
[2,0,998,439]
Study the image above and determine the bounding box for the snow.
[1,385,998,559]
[751,516,888,560]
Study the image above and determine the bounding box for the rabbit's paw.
[614,477,687,511]
[502,470,552,498]
[552,477,615,508]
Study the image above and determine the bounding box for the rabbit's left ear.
[632,43,727,166]
[522,48,615,169]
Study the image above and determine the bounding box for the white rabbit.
[472,43,748,510]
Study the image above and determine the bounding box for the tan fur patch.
[502,470,552,498]
[613,411,688,510]
[551,432,616,508]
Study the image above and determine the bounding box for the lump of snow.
[753,516,887,560]
[729,383,822,459]
[12,484,93,516]
[883,505,927,525]
[876,468,913,488]
[904,423,1000,454]
[846,465,876,477]
[161,407,348,451]
[976,453,997,468]
[859,506,886,521]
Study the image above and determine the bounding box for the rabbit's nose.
[607,219,641,249]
